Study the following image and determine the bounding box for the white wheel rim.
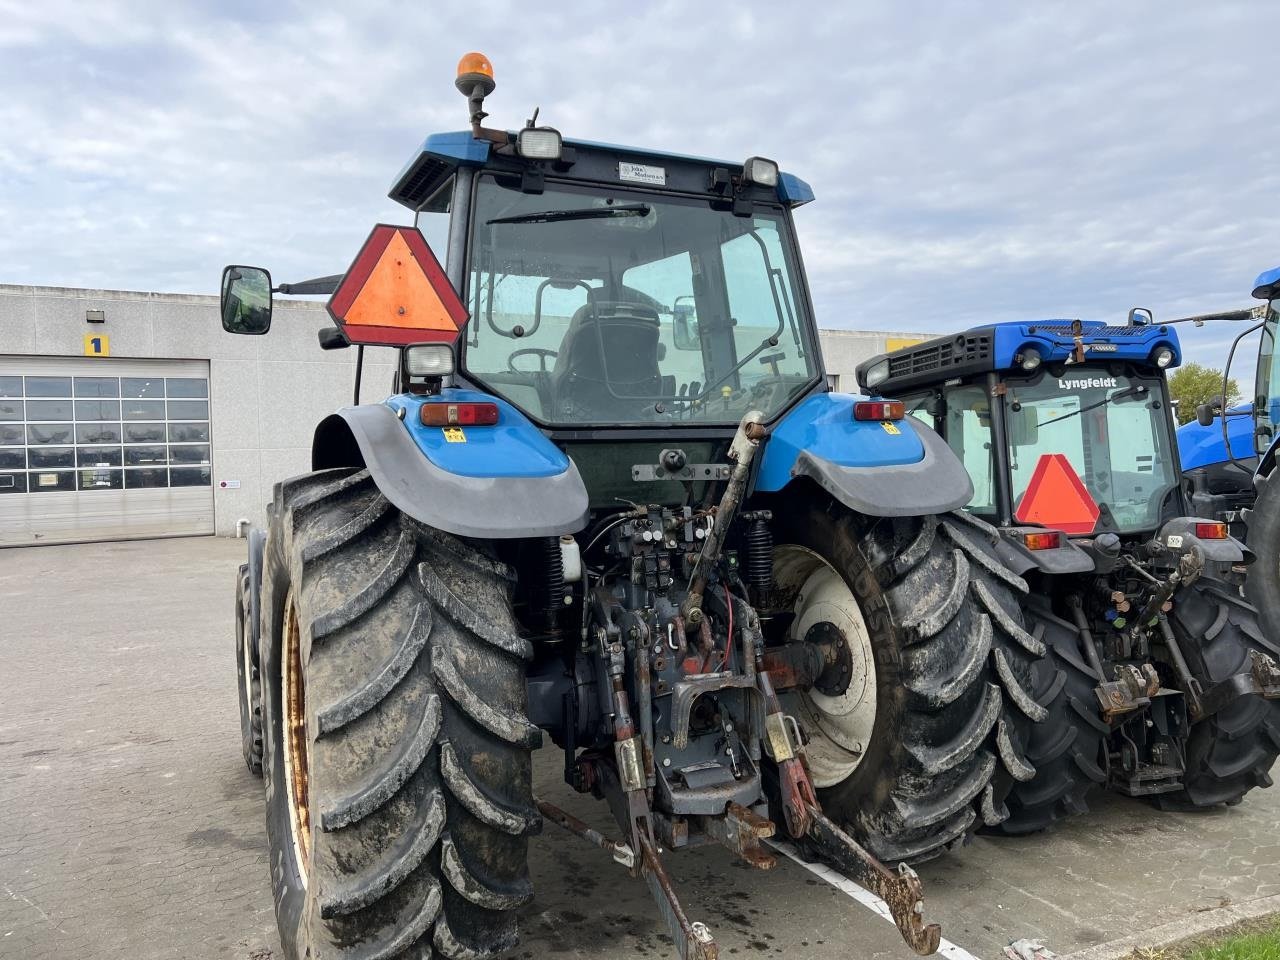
[774,545,878,788]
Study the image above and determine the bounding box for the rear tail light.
[1023,531,1062,551]
[420,402,499,427]
[1195,521,1228,540]
[854,400,905,421]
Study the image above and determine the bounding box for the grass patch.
[1130,915,1280,960]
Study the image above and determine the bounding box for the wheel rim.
[774,545,878,788]
[282,589,311,884]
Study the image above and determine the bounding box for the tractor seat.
[551,288,663,418]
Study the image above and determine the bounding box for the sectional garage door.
[0,356,214,546]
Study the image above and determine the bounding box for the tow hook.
[802,808,943,956]
[1096,663,1161,721]
[755,652,942,954]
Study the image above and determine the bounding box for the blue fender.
[312,387,589,539]
[756,393,974,517]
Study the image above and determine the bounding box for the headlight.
[405,343,456,377]
[1153,346,1175,368]
[863,358,890,389]
[1018,347,1042,372]
[742,156,779,187]
[517,126,562,160]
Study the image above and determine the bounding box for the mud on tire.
[1158,577,1280,809]
[774,499,1045,863]
[988,596,1107,834]
[236,563,264,777]
[260,468,540,960]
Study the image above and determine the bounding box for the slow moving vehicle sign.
[326,224,468,346]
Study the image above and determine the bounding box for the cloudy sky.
[1,1,1275,380]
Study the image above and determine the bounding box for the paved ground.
[0,537,1276,960]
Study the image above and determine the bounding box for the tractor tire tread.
[262,469,533,960]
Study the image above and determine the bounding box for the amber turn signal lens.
[1195,521,1228,540]
[1023,531,1062,551]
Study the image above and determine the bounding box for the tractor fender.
[994,527,1095,576]
[756,393,973,517]
[1158,517,1248,564]
[312,392,589,539]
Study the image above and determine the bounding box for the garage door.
[0,357,214,546]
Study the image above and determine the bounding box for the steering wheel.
[508,347,559,374]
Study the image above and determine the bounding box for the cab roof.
[388,131,815,211]
[856,319,1183,394]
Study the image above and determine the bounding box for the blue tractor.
[859,316,1280,834]
[1177,269,1280,647]
[222,54,1046,960]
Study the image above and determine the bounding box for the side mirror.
[1195,402,1218,427]
[221,265,273,335]
[1127,307,1154,326]
[318,327,350,350]
[672,299,699,351]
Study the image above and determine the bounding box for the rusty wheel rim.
[282,590,311,884]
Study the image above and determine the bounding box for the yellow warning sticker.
[881,421,901,435]
[442,427,466,443]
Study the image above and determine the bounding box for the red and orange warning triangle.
[327,224,468,346]
[1014,453,1099,535]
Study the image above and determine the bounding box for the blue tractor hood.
[1176,404,1256,470]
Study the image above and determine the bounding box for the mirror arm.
[276,274,344,296]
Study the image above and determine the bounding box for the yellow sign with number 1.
[84,333,110,357]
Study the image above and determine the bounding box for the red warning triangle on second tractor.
[327,224,469,346]
[1014,453,1100,535]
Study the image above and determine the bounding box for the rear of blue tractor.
[219,56,1048,960]
[860,318,1280,834]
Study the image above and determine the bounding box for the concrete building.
[0,283,931,546]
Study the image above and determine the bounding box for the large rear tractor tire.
[1243,465,1280,647]
[236,563,264,777]
[987,597,1107,834]
[260,469,540,960]
[773,501,1045,863]
[1156,577,1280,809]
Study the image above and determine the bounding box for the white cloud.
[0,0,1274,382]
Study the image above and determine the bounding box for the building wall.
[1,284,396,536]
[817,329,935,390]
[0,283,937,538]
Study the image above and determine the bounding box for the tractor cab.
[1251,268,1280,452]
[424,151,821,429]
[858,319,1187,544]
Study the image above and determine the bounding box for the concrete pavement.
[0,537,1275,960]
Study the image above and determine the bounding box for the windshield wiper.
[1034,385,1141,427]
[486,203,650,226]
